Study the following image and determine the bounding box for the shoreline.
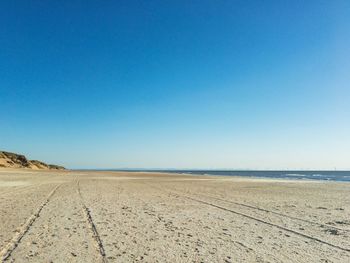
[73,169,350,183]
[1,167,350,183]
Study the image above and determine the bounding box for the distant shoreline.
[72,169,350,182]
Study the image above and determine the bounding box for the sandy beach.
[0,169,349,262]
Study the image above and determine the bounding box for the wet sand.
[0,169,349,262]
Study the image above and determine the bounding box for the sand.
[0,169,349,262]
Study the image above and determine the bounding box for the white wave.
[285,173,306,177]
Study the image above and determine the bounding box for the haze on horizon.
[1,1,349,170]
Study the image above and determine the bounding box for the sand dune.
[0,169,349,262]
[0,151,65,170]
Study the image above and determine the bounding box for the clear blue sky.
[1,1,349,169]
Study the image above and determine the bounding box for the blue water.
[115,170,350,182]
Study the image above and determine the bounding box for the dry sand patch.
[0,169,349,262]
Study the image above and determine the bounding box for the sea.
[114,170,350,182]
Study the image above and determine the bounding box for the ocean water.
[130,170,350,182]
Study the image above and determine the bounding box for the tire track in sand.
[147,183,350,254]
[176,187,349,232]
[76,179,108,263]
[0,183,62,261]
